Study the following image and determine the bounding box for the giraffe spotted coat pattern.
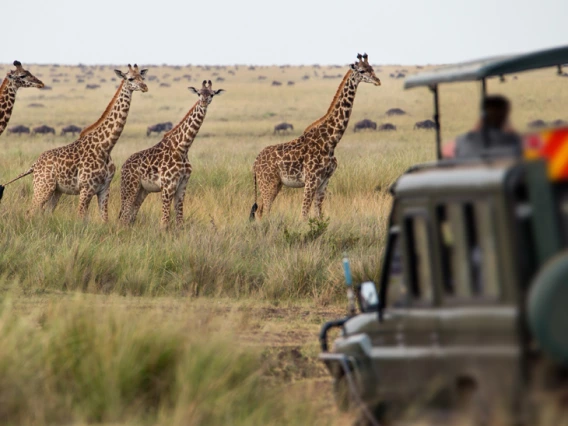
[0,65,148,220]
[250,53,380,220]
[0,61,44,137]
[119,80,224,226]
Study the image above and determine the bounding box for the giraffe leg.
[258,180,282,219]
[160,187,176,227]
[46,191,62,213]
[30,175,57,213]
[130,189,149,223]
[78,188,96,219]
[301,179,320,219]
[174,177,189,226]
[97,184,112,222]
[314,179,330,219]
[119,167,139,225]
[97,166,115,222]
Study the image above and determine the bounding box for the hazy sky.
[3,0,568,66]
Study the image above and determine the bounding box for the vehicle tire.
[528,252,568,365]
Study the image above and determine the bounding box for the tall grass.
[0,296,341,426]
[1,64,567,301]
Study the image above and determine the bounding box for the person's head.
[482,95,510,129]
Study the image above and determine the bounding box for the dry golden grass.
[1,61,567,424]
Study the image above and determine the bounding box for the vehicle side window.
[436,200,500,301]
[404,215,434,304]
[385,235,408,308]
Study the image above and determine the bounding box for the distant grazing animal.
[551,119,568,127]
[86,84,100,90]
[119,80,224,226]
[274,122,294,134]
[528,119,547,129]
[414,119,436,130]
[146,121,173,137]
[272,81,282,86]
[378,123,396,131]
[0,61,44,137]
[7,124,30,135]
[0,64,148,220]
[354,119,377,132]
[61,125,82,136]
[395,73,406,79]
[31,125,56,136]
[287,81,295,86]
[386,108,406,116]
[28,103,45,108]
[251,53,381,220]
[159,83,171,87]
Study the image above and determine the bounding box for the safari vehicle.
[319,45,568,424]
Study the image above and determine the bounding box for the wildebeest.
[274,122,294,134]
[272,80,282,86]
[287,81,295,86]
[551,119,568,127]
[61,124,82,136]
[85,84,100,90]
[414,119,436,130]
[7,125,30,135]
[378,123,397,131]
[31,125,56,136]
[528,119,547,129]
[386,108,406,116]
[354,119,377,132]
[146,121,173,137]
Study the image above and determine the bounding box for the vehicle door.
[436,199,520,400]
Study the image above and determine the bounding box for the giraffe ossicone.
[250,53,380,220]
[119,79,224,227]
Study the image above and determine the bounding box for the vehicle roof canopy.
[393,162,516,197]
[404,45,568,89]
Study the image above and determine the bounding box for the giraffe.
[249,53,380,220]
[0,65,148,221]
[0,61,44,137]
[119,80,224,226]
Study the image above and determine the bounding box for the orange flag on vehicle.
[524,127,568,180]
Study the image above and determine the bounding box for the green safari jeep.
[319,46,568,424]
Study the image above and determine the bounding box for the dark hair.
[482,95,510,128]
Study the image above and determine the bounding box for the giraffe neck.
[0,78,18,136]
[80,81,133,153]
[164,102,208,156]
[304,70,360,149]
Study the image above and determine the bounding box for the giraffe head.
[114,64,149,92]
[349,54,381,86]
[6,61,44,89]
[188,80,225,107]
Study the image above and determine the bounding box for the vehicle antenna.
[342,252,356,316]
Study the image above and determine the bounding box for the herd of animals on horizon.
[1,55,560,226]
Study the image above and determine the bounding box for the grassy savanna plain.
[0,61,567,425]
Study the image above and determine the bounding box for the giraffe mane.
[163,101,199,139]
[303,69,353,133]
[0,77,9,94]
[79,81,125,138]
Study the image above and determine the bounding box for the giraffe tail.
[0,166,34,201]
[249,171,258,221]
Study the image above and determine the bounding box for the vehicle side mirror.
[358,281,379,312]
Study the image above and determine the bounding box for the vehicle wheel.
[528,252,568,364]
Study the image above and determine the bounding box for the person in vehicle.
[443,95,522,159]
